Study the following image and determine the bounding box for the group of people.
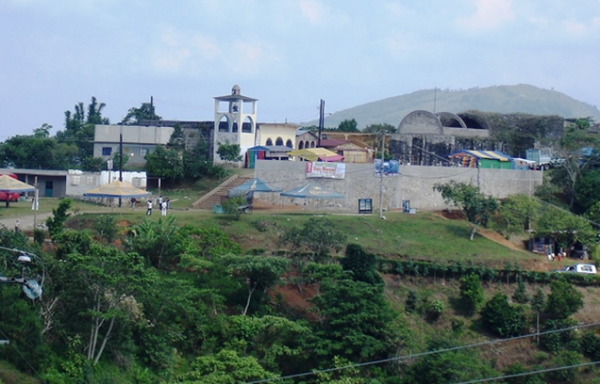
[130,195,170,216]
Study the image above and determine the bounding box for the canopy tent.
[83,180,151,199]
[0,174,35,207]
[0,174,35,192]
[228,178,282,197]
[287,148,344,162]
[280,182,344,199]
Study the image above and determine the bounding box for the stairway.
[192,173,254,209]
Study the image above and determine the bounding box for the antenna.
[317,99,325,147]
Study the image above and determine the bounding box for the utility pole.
[379,131,386,219]
[317,99,325,147]
[119,131,123,207]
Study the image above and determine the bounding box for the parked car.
[0,173,22,202]
[0,191,20,202]
[553,264,597,275]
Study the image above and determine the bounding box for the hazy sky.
[1,0,599,141]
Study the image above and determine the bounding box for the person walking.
[15,219,19,233]
[161,201,167,216]
[146,200,153,215]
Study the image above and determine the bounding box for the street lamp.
[0,246,43,301]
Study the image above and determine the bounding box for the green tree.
[402,339,499,384]
[46,198,72,240]
[126,216,181,269]
[434,181,499,240]
[545,279,584,320]
[221,315,310,372]
[176,349,277,384]
[531,288,546,343]
[493,194,541,237]
[0,134,79,169]
[573,168,600,214]
[480,292,527,337]
[92,215,119,243]
[551,127,600,208]
[183,139,212,178]
[337,118,359,132]
[363,123,397,134]
[144,145,185,182]
[308,277,397,361]
[220,255,289,315]
[536,206,595,255]
[544,350,583,384]
[57,242,153,365]
[280,218,346,262]
[217,141,242,163]
[167,123,185,150]
[57,97,110,167]
[33,123,52,138]
[512,278,530,304]
[340,243,382,284]
[121,101,161,125]
[112,150,129,170]
[459,273,484,316]
[503,362,545,384]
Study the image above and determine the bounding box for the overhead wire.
[241,321,600,383]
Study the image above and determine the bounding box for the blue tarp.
[228,178,282,197]
[280,182,344,199]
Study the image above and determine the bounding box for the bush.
[480,292,527,337]
[426,299,445,321]
[459,274,484,316]
[33,228,46,245]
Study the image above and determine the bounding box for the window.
[275,137,284,146]
[286,139,293,148]
[266,138,273,146]
[140,148,148,157]
[102,147,112,156]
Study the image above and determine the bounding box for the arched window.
[266,138,273,146]
[275,137,284,146]
[299,141,304,149]
[286,139,293,148]
[310,141,316,148]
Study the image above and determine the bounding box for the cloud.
[298,0,327,24]
[457,0,515,32]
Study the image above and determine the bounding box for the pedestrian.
[146,200,153,215]
[166,197,170,209]
[131,197,136,208]
[15,219,19,233]
[158,195,163,206]
[161,201,167,216]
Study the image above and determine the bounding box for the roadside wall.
[254,160,543,212]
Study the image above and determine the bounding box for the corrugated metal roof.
[448,150,512,162]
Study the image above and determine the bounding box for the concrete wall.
[254,160,543,212]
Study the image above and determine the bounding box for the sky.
[1,0,599,141]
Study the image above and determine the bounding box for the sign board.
[374,159,399,177]
[306,162,346,179]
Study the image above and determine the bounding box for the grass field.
[0,194,546,269]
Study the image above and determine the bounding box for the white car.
[554,264,597,275]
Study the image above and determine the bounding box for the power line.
[241,321,600,383]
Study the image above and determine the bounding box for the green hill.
[305,84,600,129]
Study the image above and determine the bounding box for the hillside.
[305,84,600,129]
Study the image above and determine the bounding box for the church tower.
[213,84,258,164]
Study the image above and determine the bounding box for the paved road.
[0,212,52,231]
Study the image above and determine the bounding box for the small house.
[448,150,512,169]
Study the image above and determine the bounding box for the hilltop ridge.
[305,84,600,129]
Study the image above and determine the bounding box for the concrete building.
[213,85,258,164]
[93,125,174,166]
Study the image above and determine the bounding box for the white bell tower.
[213,84,258,165]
